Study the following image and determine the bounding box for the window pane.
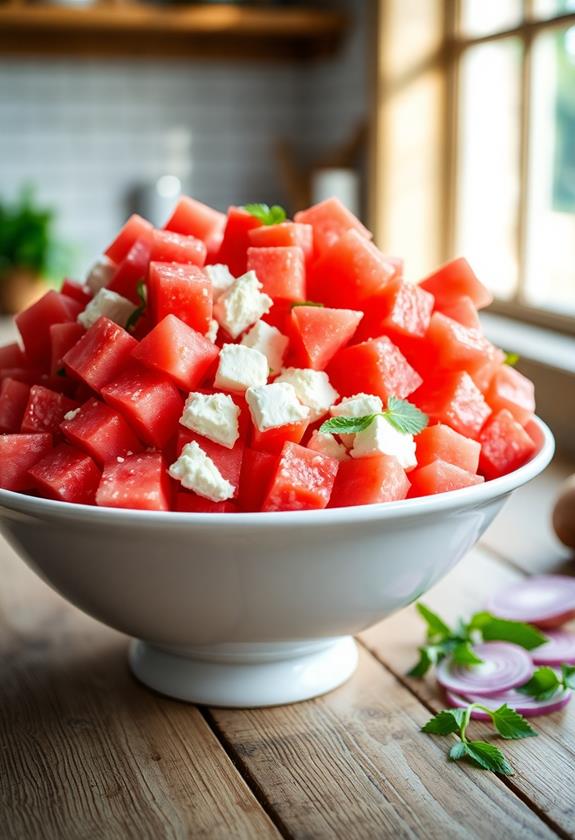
[455,40,521,298]
[524,27,575,315]
[532,0,575,20]
[459,0,522,37]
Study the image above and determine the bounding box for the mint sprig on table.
[126,280,147,333]
[244,203,287,225]
[519,664,575,700]
[422,703,536,775]
[320,396,428,437]
[408,603,547,678]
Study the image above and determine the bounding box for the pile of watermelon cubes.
[0,196,537,512]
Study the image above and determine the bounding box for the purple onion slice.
[531,630,575,666]
[436,642,533,696]
[445,686,572,718]
[486,575,575,628]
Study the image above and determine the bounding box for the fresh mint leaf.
[561,664,575,690]
[407,644,446,678]
[126,280,147,333]
[451,641,485,667]
[319,414,379,436]
[489,704,537,740]
[291,301,324,308]
[477,616,547,650]
[518,666,560,700]
[243,203,287,226]
[464,741,514,775]
[449,742,468,761]
[415,603,451,640]
[384,396,428,435]
[504,351,520,366]
[421,710,462,736]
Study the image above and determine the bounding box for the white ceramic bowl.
[0,417,554,707]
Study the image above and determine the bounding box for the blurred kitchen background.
[0,0,574,447]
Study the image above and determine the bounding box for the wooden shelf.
[0,2,346,60]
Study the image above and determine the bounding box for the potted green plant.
[0,188,55,314]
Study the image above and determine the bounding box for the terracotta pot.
[0,269,45,315]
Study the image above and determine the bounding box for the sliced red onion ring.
[445,687,572,718]
[531,630,575,666]
[436,642,533,696]
[486,575,575,628]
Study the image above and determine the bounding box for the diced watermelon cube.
[435,295,481,330]
[415,423,481,473]
[214,207,263,276]
[485,365,535,427]
[107,235,153,303]
[61,397,143,465]
[294,197,372,256]
[419,258,493,309]
[328,335,422,401]
[289,305,363,370]
[408,459,484,497]
[175,492,238,513]
[164,196,226,253]
[0,378,31,433]
[104,214,153,264]
[176,428,244,497]
[238,448,278,511]
[148,262,212,333]
[357,279,434,343]
[248,222,313,263]
[149,229,207,267]
[102,364,184,448]
[131,314,218,391]
[0,433,53,492]
[425,312,495,375]
[412,371,492,439]
[15,290,82,366]
[470,346,505,393]
[246,245,306,302]
[251,419,309,455]
[96,452,170,511]
[21,385,78,436]
[50,322,85,376]
[0,342,26,369]
[261,441,338,511]
[61,278,92,307]
[309,230,398,308]
[329,454,410,508]
[478,409,537,480]
[63,317,137,393]
[28,443,101,504]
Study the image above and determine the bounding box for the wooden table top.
[1,459,574,840]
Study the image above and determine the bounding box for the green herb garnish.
[244,203,287,226]
[320,396,428,438]
[518,664,575,700]
[126,280,147,333]
[504,351,520,366]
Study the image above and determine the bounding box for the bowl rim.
[0,415,555,528]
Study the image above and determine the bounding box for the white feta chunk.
[63,407,81,422]
[180,392,240,449]
[85,256,116,294]
[275,368,338,422]
[204,264,235,301]
[351,414,417,469]
[241,320,288,374]
[205,319,219,344]
[330,392,384,418]
[245,382,309,432]
[307,430,349,461]
[77,288,137,330]
[213,270,272,339]
[169,441,234,502]
[214,344,268,392]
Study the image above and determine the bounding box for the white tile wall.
[0,0,367,278]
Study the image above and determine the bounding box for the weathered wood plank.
[0,540,281,840]
[361,546,575,837]
[210,642,556,840]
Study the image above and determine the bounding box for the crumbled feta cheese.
[245,382,309,431]
[330,393,384,418]
[205,264,235,300]
[213,270,272,339]
[85,256,116,294]
[275,368,338,422]
[241,320,289,374]
[63,407,81,422]
[351,414,417,469]
[116,456,125,463]
[77,288,137,330]
[307,430,349,461]
[214,344,269,392]
[180,391,240,449]
[169,442,234,502]
[205,319,219,344]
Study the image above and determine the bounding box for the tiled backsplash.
[0,2,366,278]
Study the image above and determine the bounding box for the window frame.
[445,1,575,336]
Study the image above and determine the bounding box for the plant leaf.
[504,352,520,366]
[490,704,537,740]
[449,742,468,761]
[243,203,287,225]
[451,641,485,667]
[421,710,462,736]
[319,414,379,436]
[561,664,575,690]
[384,396,428,435]
[518,666,561,700]
[415,602,452,640]
[407,644,446,678]
[464,741,514,775]
[478,616,547,650]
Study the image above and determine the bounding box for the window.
[449,0,575,331]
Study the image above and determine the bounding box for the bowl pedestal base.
[129,636,358,707]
